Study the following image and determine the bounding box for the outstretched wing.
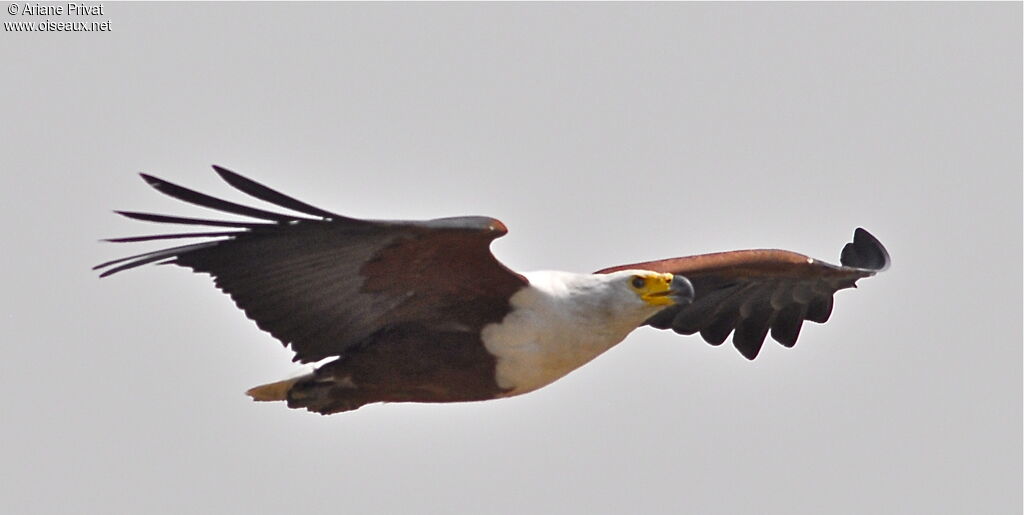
[595,229,889,359]
[95,166,527,363]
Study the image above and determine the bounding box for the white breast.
[480,270,656,397]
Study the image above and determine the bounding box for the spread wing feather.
[597,228,889,359]
[96,166,526,363]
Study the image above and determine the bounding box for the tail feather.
[246,371,371,414]
[246,376,305,402]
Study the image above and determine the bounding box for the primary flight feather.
[96,166,889,414]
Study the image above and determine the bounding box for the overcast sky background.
[2,3,1020,514]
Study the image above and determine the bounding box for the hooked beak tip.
[670,275,695,305]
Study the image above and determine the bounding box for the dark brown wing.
[595,229,889,360]
[95,166,527,363]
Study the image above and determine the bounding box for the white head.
[587,269,694,325]
[522,269,695,331]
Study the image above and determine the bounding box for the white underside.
[480,270,663,397]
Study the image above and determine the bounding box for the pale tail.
[246,377,304,402]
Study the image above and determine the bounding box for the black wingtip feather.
[211,165,346,221]
[114,210,264,228]
[805,296,834,324]
[137,173,301,223]
[770,304,806,348]
[840,228,890,272]
[94,241,219,276]
[103,231,241,243]
[700,313,737,346]
[98,168,385,279]
[139,173,161,187]
[733,305,772,360]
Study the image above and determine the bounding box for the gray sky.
[2,3,1020,514]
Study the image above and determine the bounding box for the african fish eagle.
[96,166,890,414]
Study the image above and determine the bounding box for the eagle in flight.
[96,166,889,414]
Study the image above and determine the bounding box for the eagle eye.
[631,276,646,289]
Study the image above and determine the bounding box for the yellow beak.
[640,273,695,306]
